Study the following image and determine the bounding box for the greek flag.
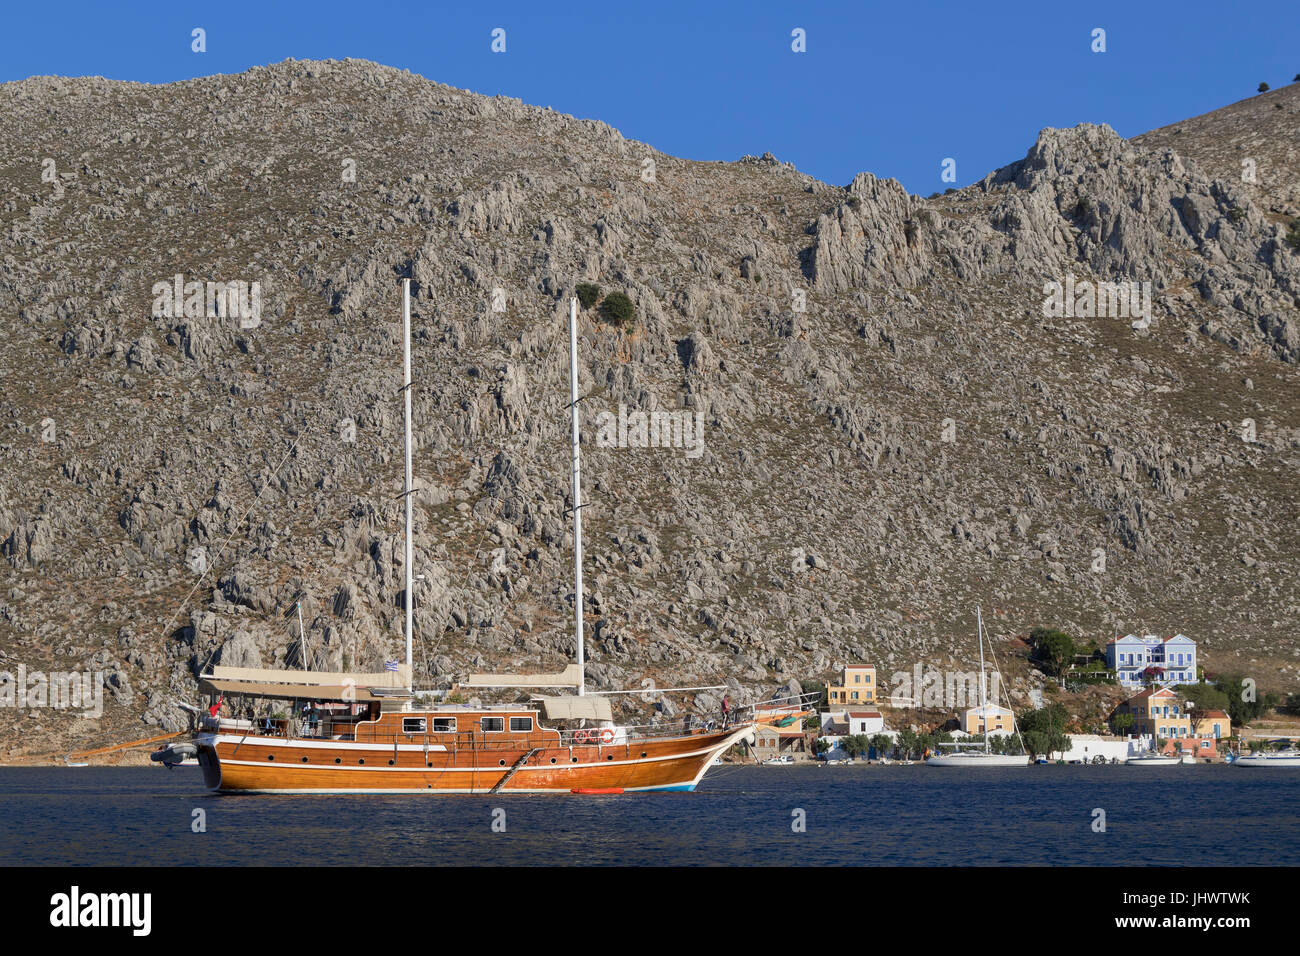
[384,660,399,672]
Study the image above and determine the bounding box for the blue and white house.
[1106,633,1197,688]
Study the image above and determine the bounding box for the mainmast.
[567,297,586,696]
[402,279,414,692]
[977,606,988,754]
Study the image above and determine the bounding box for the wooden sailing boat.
[165,283,756,792]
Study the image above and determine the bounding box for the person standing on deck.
[721,694,731,728]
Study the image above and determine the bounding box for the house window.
[854,674,860,684]
[481,717,504,732]
[851,692,859,700]
[432,717,456,733]
[509,717,533,732]
[402,717,427,734]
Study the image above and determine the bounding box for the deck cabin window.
[402,717,427,734]
[509,717,533,732]
[481,717,504,733]
[432,717,456,733]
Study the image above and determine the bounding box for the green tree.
[868,734,893,759]
[1259,82,1271,93]
[1030,628,1076,677]
[575,283,601,309]
[1182,681,1230,714]
[897,728,919,760]
[1018,703,1070,759]
[1212,673,1281,726]
[600,290,636,328]
[1112,712,1135,735]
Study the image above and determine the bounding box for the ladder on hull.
[490,748,540,793]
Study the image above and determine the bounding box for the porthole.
[550,757,557,764]
[606,755,614,761]
[301,756,308,763]
[267,754,274,761]
[641,752,647,758]
[358,759,365,765]
[499,759,506,766]
[571,757,578,763]
[388,759,395,766]
[334,757,341,764]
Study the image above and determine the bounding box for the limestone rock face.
[0,59,1297,754]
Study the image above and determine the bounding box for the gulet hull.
[197,724,754,794]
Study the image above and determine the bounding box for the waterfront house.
[1105,633,1197,688]
[753,721,812,762]
[1192,709,1231,740]
[827,664,876,705]
[1161,734,1221,760]
[1113,686,1192,740]
[962,702,1014,736]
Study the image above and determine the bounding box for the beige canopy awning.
[533,695,613,722]
[460,664,582,689]
[200,664,412,702]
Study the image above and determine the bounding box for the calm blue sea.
[1,763,1296,866]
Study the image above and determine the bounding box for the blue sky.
[2,1,1296,193]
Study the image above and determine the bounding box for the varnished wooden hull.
[196,724,753,793]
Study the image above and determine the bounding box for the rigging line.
[981,622,1029,755]
[163,434,303,655]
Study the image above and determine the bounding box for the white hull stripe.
[206,735,447,752]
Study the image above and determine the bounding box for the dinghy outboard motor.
[150,742,198,769]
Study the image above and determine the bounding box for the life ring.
[600,728,615,744]
[574,729,590,743]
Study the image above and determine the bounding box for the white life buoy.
[600,728,615,744]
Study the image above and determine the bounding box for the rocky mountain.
[1,61,1297,755]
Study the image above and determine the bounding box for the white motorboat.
[1232,749,1300,767]
[926,608,1030,768]
[1125,751,1183,766]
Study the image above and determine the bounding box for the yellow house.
[828,665,876,705]
[1192,710,1231,739]
[963,703,1014,735]
[1115,686,1193,739]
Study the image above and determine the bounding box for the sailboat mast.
[402,279,414,690]
[568,297,586,696]
[977,606,988,754]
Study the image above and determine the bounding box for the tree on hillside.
[1212,673,1280,726]
[1112,712,1135,735]
[1259,82,1270,93]
[1030,628,1076,677]
[1182,681,1230,714]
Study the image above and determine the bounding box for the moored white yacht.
[926,608,1030,767]
[1232,748,1300,767]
